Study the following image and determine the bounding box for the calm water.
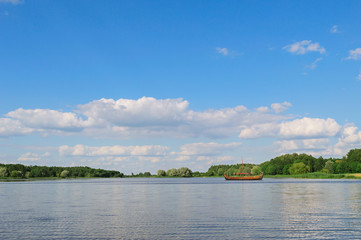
[1,178,361,239]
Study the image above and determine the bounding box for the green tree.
[289,162,310,175]
[144,172,151,177]
[251,166,262,175]
[313,157,326,172]
[335,161,350,173]
[178,167,192,177]
[60,170,70,178]
[282,164,292,175]
[10,170,23,178]
[217,168,225,176]
[347,149,361,162]
[157,169,166,176]
[323,160,334,173]
[0,167,8,177]
[264,164,277,175]
[167,168,179,177]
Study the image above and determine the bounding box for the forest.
[203,148,361,177]
[0,164,123,179]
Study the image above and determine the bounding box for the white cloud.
[77,97,290,139]
[216,47,229,56]
[256,106,270,113]
[176,142,241,156]
[77,97,189,127]
[6,108,85,131]
[0,118,34,137]
[346,48,361,60]
[240,117,341,140]
[330,25,340,34]
[337,125,361,146]
[59,144,169,157]
[308,57,323,69]
[276,138,330,152]
[197,155,236,165]
[0,0,22,4]
[271,101,292,113]
[1,97,294,140]
[283,40,326,55]
[279,117,341,139]
[57,142,243,172]
[18,152,50,161]
[239,123,279,139]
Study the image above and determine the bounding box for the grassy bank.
[265,172,361,179]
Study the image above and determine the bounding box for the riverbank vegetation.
[205,148,361,179]
[2,149,361,179]
[0,164,123,179]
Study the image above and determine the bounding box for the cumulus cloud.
[176,142,241,156]
[346,48,361,60]
[276,138,330,152]
[271,101,292,113]
[216,47,229,56]
[279,117,341,138]
[256,106,270,113]
[239,123,280,139]
[75,97,290,139]
[240,117,342,140]
[18,152,50,161]
[59,144,169,157]
[0,97,296,140]
[196,155,236,165]
[77,97,189,127]
[330,25,340,34]
[6,108,85,131]
[283,40,326,55]
[0,118,34,137]
[57,142,243,170]
[337,125,361,146]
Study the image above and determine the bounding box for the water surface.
[1,178,361,239]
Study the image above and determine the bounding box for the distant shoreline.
[2,173,361,182]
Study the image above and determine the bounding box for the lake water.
[1,178,361,239]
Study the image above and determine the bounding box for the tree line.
[260,148,361,175]
[0,163,123,179]
[2,148,361,179]
[183,148,361,177]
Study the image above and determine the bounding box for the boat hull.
[224,173,264,180]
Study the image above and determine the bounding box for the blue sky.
[1,0,361,174]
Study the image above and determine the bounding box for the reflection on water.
[1,178,361,239]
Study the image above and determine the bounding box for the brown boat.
[224,172,264,180]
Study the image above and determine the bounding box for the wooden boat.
[224,172,264,180]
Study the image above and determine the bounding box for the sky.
[1,0,361,174]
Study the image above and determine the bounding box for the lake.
[1,178,361,239]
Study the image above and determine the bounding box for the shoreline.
[2,173,361,182]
